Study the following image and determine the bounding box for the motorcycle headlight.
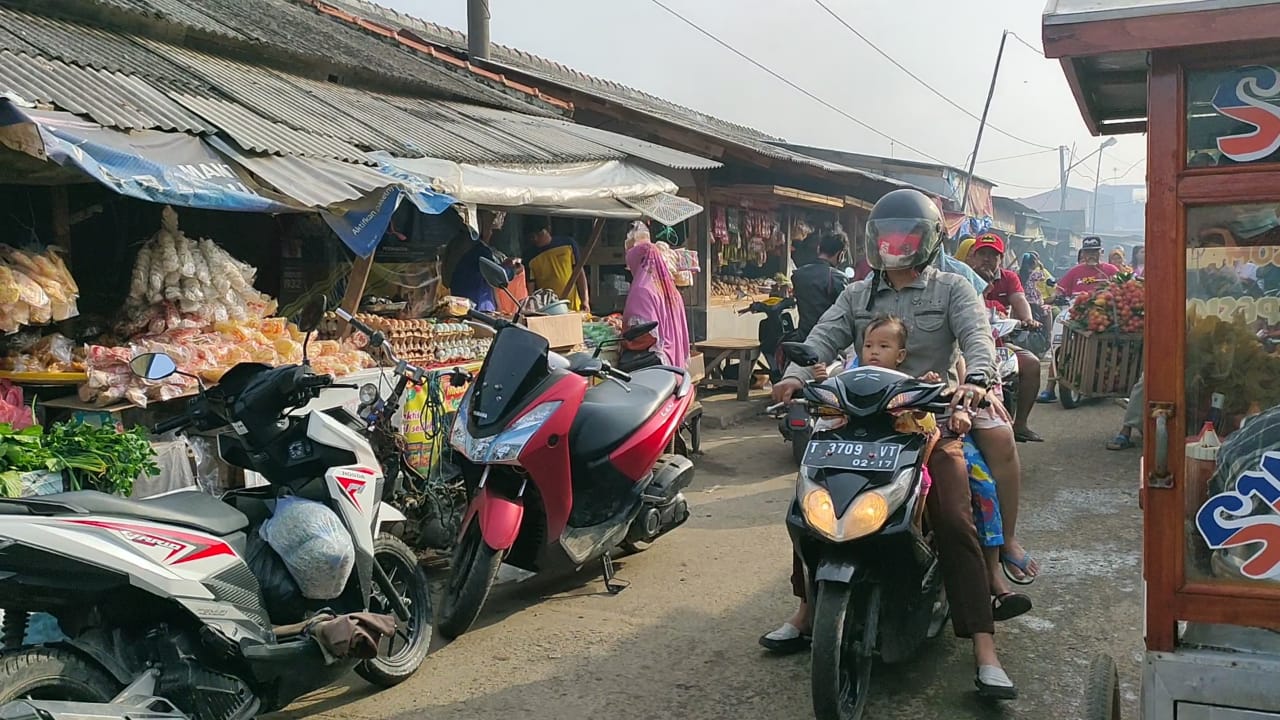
[451,399,561,465]
[798,467,916,541]
[359,383,379,405]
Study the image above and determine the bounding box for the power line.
[1007,31,1044,56]
[643,0,950,165]
[812,1,1058,151]
[978,148,1058,164]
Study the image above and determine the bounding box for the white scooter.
[0,304,430,720]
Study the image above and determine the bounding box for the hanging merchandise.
[0,245,79,334]
[80,207,372,407]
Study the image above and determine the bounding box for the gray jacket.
[783,266,997,387]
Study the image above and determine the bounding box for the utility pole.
[1059,145,1069,247]
[1091,150,1104,232]
[959,30,1008,218]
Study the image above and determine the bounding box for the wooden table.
[694,338,761,401]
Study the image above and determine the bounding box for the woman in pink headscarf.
[623,238,690,369]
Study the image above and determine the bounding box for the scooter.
[772,358,845,467]
[769,342,952,720]
[0,303,431,720]
[991,316,1023,412]
[737,296,798,383]
[406,258,696,640]
[590,321,703,457]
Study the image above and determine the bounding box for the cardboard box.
[687,352,705,384]
[522,313,584,350]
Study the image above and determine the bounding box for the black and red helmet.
[864,189,946,270]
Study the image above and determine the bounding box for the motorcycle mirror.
[479,256,510,290]
[621,321,659,341]
[781,342,821,367]
[129,352,178,381]
[297,296,327,334]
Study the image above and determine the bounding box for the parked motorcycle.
[344,325,466,553]
[0,304,431,720]
[590,320,703,457]
[769,342,952,720]
[737,296,798,383]
[430,258,696,640]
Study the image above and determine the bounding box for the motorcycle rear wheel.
[356,534,433,687]
[436,522,504,640]
[811,581,877,720]
[0,647,119,704]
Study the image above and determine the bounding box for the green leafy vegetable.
[0,421,158,497]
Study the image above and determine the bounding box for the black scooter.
[769,342,951,720]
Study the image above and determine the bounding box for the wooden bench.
[694,338,761,401]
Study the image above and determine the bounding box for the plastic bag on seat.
[259,495,354,601]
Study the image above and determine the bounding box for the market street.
[272,398,1143,720]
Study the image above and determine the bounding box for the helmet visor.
[865,219,940,270]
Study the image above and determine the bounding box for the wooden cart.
[1055,326,1143,409]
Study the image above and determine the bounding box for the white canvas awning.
[373,154,703,225]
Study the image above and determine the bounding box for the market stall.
[704,186,846,340]
[1044,1,1280,717]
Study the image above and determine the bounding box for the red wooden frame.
[1143,48,1280,653]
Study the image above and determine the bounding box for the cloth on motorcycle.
[307,612,397,664]
[259,495,355,600]
[784,266,997,389]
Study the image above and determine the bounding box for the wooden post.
[338,253,375,337]
[560,217,605,303]
[50,186,71,252]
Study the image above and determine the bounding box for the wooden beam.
[338,254,375,338]
[1043,4,1280,59]
[561,217,605,304]
[49,186,71,252]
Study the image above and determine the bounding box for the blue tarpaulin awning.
[0,98,459,256]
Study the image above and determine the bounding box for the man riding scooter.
[965,233,1045,443]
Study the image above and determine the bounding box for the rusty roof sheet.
[0,49,214,133]
[0,7,204,87]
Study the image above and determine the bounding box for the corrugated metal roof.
[210,136,393,207]
[532,117,723,171]
[322,0,776,142]
[89,0,250,40]
[441,102,624,161]
[1043,0,1272,23]
[0,50,214,133]
[0,23,41,55]
[0,7,205,87]
[168,91,369,163]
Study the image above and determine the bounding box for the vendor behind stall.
[524,220,588,311]
[440,214,523,313]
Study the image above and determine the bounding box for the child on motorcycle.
[761,318,1030,654]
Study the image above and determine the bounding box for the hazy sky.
[387,0,1148,199]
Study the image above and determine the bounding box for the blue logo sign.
[1196,451,1280,580]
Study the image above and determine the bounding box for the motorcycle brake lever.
[604,375,631,393]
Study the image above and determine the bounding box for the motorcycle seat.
[570,368,678,459]
[31,489,250,537]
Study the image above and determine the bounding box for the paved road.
[273,398,1142,720]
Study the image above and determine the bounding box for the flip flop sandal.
[1106,434,1135,451]
[1014,429,1045,443]
[975,665,1018,700]
[1001,550,1038,586]
[992,592,1032,622]
[759,623,811,655]
[1036,391,1057,403]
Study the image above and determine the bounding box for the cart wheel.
[1084,652,1121,720]
[1059,386,1082,409]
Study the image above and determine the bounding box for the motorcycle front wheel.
[436,521,504,640]
[356,533,433,687]
[811,581,879,720]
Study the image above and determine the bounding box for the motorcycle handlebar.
[152,414,190,434]
[334,308,376,338]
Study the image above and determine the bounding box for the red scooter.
[436,258,696,639]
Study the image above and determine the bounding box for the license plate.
[804,440,902,471]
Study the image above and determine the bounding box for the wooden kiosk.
[1045,1,1280,717]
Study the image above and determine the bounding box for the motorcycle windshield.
[471,324,551,432]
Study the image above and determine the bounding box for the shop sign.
[1187,296,1280,324]
[1196,451,1280,580]
[1211,65,1280,163]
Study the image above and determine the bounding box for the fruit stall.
[1044,1,1280,717]
[1055,273,1145,408]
